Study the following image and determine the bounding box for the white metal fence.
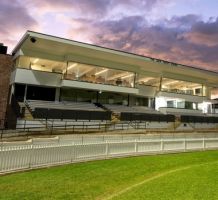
[1,136,218,174]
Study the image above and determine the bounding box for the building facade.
[0,46,13,129]
[1,31,218,129]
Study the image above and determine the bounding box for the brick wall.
[0,54,13,129]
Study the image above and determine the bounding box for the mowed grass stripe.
[104,161,218,200]
[113,162,218,200]
[0,150,218,200]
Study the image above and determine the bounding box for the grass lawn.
[0,150,218,200]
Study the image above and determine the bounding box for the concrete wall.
[137,85,157,97]
[157,91,204,103]
[62,80,138,94]
[0,54,13,128]
[13,68,62,87]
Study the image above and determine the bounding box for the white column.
[23,84,27,102]
[9,84,15,104]
[55,88,60,102]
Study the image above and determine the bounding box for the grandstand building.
[1,31,218,130]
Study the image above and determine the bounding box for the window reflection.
[16,56,135,88]
[161,78,203,96]
[64,62,135,88]
[17,56,66,73]
[136,74,160,87]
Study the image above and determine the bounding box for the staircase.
[18,102,34,120]
[94,103,120,122]
[111,113,120,122]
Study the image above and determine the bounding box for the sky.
[1,0,218,73]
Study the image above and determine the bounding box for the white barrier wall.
[16,120,218,132]
[1,137,218,174]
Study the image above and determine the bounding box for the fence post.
[203,137,205,150]
[29,139,33,169]
[184,137,187,152]
[71,142,75,163]
[24,120,26,131]
[161,138,164,151]
[105,141,109,157]
[134,139,137,153]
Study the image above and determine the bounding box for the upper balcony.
[12,55,212,98]
[12,56,139,94]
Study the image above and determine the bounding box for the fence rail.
[0,121,167,140]
[1,137,218,174]
[1,119,218,140]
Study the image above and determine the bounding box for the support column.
[23,85,28,102]
[9,84,15,104]
[159,76,163,91]
[55,88,61,102]
[148,98,151,108]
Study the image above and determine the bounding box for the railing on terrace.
[1,119,218,141]
[0,121,150,139]
[161,88,204,96]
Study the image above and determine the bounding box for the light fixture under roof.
[121,73,134,79]
[63,63,78,73]
[67,63,78,70]
[33,58,39,64]
[138,77,154,82]
[163,80,179,86]
[95,69,108,76]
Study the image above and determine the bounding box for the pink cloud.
[1,0,218,75]
[66,15,218,72]
[0,0,38,52]
[183,18,218,47]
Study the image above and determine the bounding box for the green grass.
[0,151,218,200]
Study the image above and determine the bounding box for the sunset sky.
[1,0,218,72]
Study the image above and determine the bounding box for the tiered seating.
[120,112,175,122]
[104,104,161,114]
[132,106,161,114]
[25,100,111,121]
[103,104,136,114]
[159,107,203,116]
[103,104,170,122]
[181,115,218,123]
[26,100,103,111]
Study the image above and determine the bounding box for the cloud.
[0,0,172,51]
[23,0,169,19]
[0,0,38,51]
[111,0,168,11]
[23,0,110,18]
[163,14,201,29]
[183,18,218,47]
[1,0,218,74]
[67,15,218,72]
